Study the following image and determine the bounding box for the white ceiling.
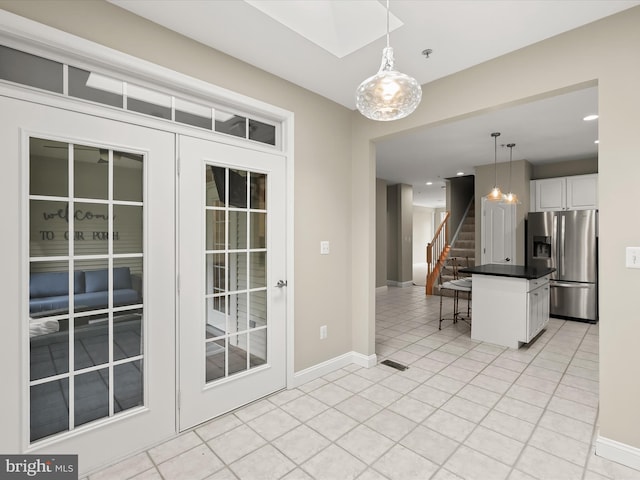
[109,0,639,206]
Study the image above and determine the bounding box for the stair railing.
[426,212,450,295]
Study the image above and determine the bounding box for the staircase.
[434,201,475,297]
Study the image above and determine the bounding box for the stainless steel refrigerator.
[527,210,598,322]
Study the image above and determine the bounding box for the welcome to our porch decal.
[38,205,120,241]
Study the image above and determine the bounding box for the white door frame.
[0,10,295,472]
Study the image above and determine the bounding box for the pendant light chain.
[386,0,390,49]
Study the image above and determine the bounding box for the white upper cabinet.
[530,174,598,212]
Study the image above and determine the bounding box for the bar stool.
[438,257,472,330]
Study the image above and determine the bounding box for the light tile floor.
[88,286,640,480]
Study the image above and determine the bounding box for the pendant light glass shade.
[502,142,520,204]
[355,0,422,121]
[486,132,503,201]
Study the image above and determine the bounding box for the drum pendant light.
[355,0,422,121]
[486,132,503,201]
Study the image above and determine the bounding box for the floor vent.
[380,359,408,371]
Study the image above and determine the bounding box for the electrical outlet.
[320,325,327,339]
[320,241,330,255]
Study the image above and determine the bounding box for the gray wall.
[386,183,413,284]
[532,157,598,179]
[375,179,387,289]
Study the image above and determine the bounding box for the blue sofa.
[29,267,141,314]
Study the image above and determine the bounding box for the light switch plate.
[626,247,640,268]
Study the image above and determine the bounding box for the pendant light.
[486,132,502,201]
[355,0,422,121]
[502,142,520,204]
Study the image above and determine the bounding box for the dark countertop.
[459,264,555,280]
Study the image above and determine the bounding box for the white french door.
[0,95,176,467]
[178,135,287,430]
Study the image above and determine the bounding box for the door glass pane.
[249,252,266,289]
[250,329,267,368]
[228,334,248,376]
[250,172,266,209]
[30,200,69,258]
[205,339,226,382]
[206,166,226,207]
[30,138,68,197]
[206,210,226,250]
[113,205,143,254]
[114,309,143,361]
[250,213,266,249]
[114,360,143,413]
[229,169,248,208]
[29,260,72,317]
[75,313,109,370]
[30,379,69,442]
[28,137,145,442]
[250,291,267,329]
[114,151,143,202]
[229,211,247,250]
[203,163,269,385]
[228,293,248,335]
[206,297,226,337]
[206,253,226,294]
[228,252,247,291]
[74,144,108,199]
[30,324,69,381]
[75,369,109,427]
[73,202,109,256]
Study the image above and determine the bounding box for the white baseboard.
[596,434,640,471]
[376,286,388,293]
[291,351,378,388]
[387,280,413,288]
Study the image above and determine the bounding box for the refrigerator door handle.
[550,282,591,288]
[559,215,566,277]
[553,214,559,276]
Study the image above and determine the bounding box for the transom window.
[0,45,279,147]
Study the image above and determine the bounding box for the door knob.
[505,257,511,262]
[276,280,288,288]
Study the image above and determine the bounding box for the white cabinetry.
[526,279,550,343]
[471,273,551,348]
[530,174,597,212]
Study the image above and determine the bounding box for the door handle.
[505,258,510,262]
[275,280,288,288]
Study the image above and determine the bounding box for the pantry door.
[0,95,176,467]
[178,135,287,430]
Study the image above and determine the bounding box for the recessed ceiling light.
[425,181,433,185]
[583,114,599,121]
[456,171,464,176]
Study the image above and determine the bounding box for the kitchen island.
[459,264,555,349]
